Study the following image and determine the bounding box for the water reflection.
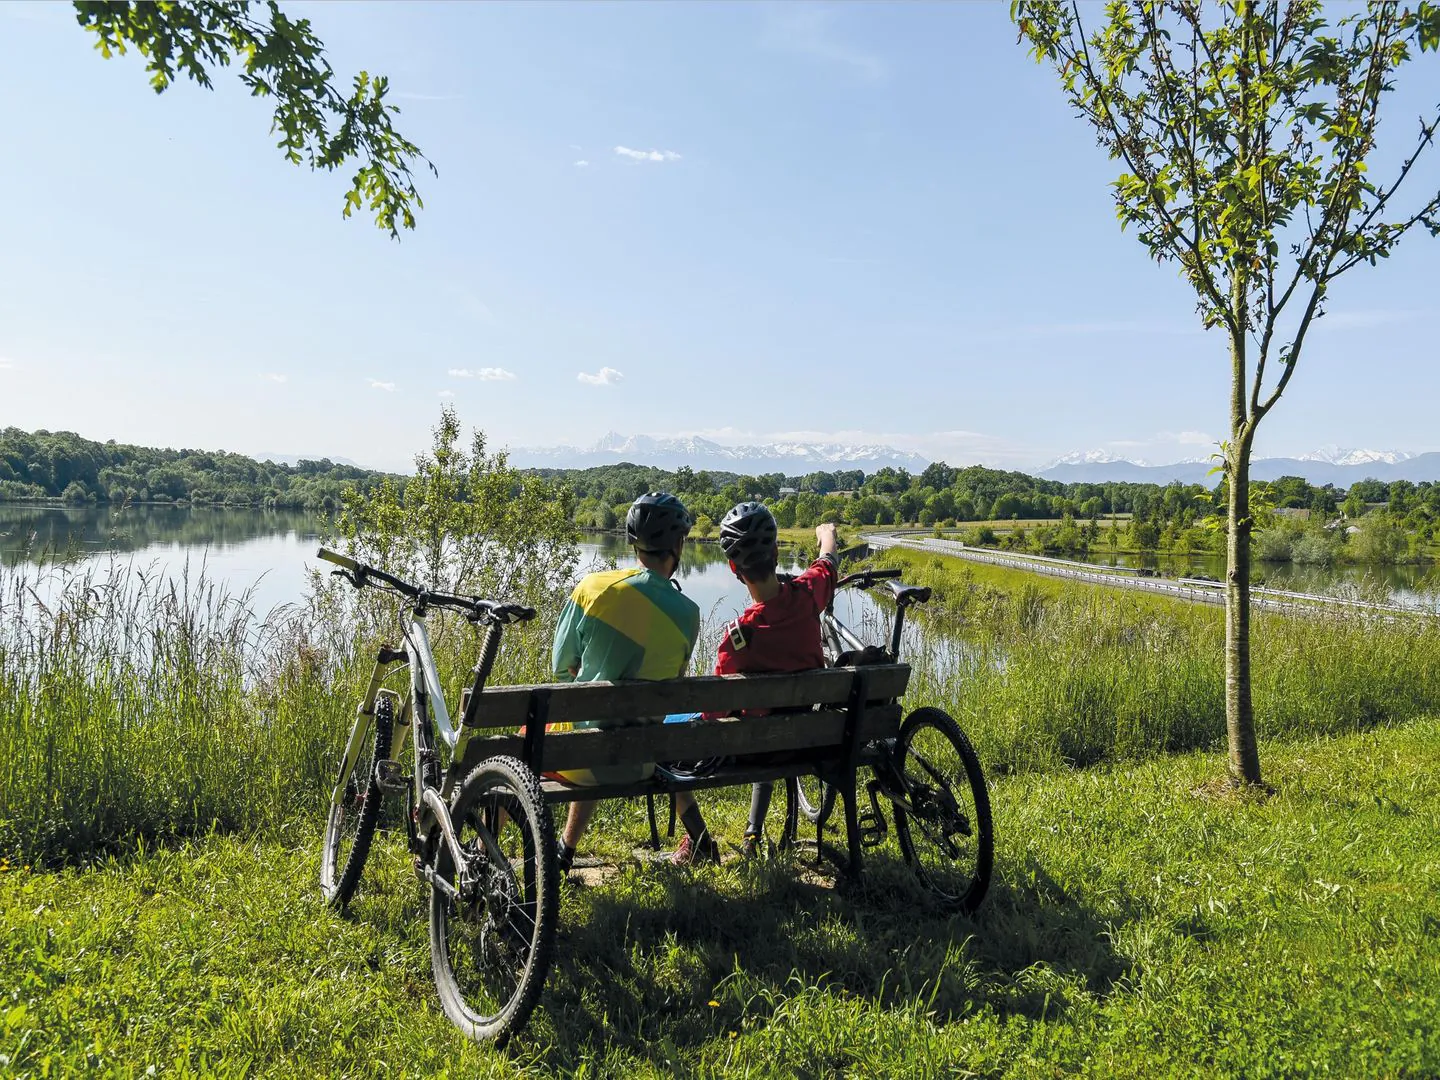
[1076,549,1438,607]
[0,507,892,648]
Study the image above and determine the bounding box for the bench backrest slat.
[456,703,902,774]
[467,664,910,729]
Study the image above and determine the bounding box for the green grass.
[869,547,1440,776]
[3,720,1437,1077]
[0,563,559,865]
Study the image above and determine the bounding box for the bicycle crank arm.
[423,862,459,902]
[421,788,478,895]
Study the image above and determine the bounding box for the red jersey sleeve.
[713,614,759,675]
[793,554,838,614]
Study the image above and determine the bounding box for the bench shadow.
[534,850,1132,1061]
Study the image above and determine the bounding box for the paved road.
[860,532,1428,618]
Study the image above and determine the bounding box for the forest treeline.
[5,429,1437,562]
[0,428,389,509]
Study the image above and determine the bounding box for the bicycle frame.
[821,569,913,664]
[333,604,513,901]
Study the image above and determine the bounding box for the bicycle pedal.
[857,808,888,848]
[373,759,409,794]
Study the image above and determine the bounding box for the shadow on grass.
[528,849,1130,1062]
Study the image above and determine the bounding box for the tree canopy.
[73,0,434,235]
[1014,0,1440,785]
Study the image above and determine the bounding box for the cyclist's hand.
[815,523,839,557]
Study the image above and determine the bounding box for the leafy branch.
[73,0,436,236]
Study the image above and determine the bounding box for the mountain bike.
[315,547,553,1046]
[789,566,994,912]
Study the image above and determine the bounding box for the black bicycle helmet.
[719,501,779,570]
[626,492,692,553]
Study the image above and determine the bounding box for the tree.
[1015,0,1440,786]
[73,1,434,236]
[331,407,578,617]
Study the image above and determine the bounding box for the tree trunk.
[1225,348,1262,786]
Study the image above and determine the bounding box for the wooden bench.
[450,663,912,872]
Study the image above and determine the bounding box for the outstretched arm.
[815,523,839,562]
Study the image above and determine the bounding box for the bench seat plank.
[454,704,902,775]
[464,664,910,730]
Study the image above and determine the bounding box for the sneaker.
[740,832,762,859]
[556,840,576,874]
[671,832,721,866]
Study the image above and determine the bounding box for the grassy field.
[867,546,1440,777]
[4,554,1439,1075]
[3,720,1436,1078]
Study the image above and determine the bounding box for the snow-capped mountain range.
[1294,446,1413,467]
[1041,447,1436,486]
[503,432,1439,486]
[508,433,929,476]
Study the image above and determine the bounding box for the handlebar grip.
[869,568,904,580]
[317,547,360,572]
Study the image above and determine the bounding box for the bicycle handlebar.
[316,548,537,625]
[835,567,904,591]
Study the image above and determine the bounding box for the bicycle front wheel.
[792,772,837,826]
[429,755,558,1046]
[320,694,393,908]
[890,707,993,913]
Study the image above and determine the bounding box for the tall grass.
[6,545,1440,866]
[0,559,557,864]
[874,548,1440,775]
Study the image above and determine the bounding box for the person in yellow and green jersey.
[551,492,719,871]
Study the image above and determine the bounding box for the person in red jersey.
[710,503,838,857]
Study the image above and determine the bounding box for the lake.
[0,504,881,634]
[1072,548,1438,605]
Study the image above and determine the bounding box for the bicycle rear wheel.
[320,695,393,907]
[429,755,558,1046]
[890,707,993,913]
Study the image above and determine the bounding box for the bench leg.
[646,794,662,851]
[841,771,863,879]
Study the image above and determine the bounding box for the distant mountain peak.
[1046,448,1149,468]
[508,433,930,474]
[1296,445,1413,466]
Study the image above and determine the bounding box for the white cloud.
[577,367,624,386]
[438,389,455,398]
[574,160,589,167]
[261,372,287,383]
[614,146,682,163]
[449,367,517,381]
[367,379,397,392]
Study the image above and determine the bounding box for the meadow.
[2,551,1438,1076]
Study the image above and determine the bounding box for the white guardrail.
[859,533,1430,618]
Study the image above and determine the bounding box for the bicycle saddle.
[887,581,932,606]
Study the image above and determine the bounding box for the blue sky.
[1,1,1437,473]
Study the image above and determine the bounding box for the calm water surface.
[0,504,882,634]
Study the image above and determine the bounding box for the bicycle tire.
[429,755,558,1046]
[890,707,993,914]
[320,694,393,908]
[792,772,837,826]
